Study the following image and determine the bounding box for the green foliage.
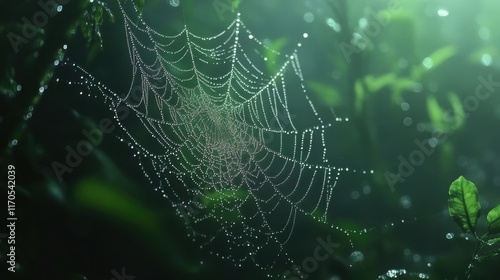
[123,0,146,13]
[232,0,242,10]
[486,205,500,234]
[448,176,500,279]
[354,79,365,113]
[307,81,343,107]
[364,73,397,93]
[264,38,287,74]
[80,1,115,49]
[447,92,466,129]
[426,95,444,129]
[448,176,481,234]
[74,178,160,235]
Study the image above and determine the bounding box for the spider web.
[60,1,372,271]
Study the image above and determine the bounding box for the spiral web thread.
[60,1,374,271]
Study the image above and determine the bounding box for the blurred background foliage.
[1,0,500,279]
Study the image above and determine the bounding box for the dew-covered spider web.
[59,0,374,272]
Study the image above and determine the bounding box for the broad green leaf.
[307,81,342,107]
[448,176,481,234]
[487,204,500,234]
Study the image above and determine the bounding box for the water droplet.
[479,27,490,40]
[413,83,423,93]
[422,57,433,69]
[351,191,360,199]
[400,195,412,209]
[481,54,492,66]
[362,185,371,195]
[428,82,439,93]
[170,0,180,7]
[350,251,364,262]
[303,33,309,38]
[403,117,412,126]
[401,102,410,111]
[428,138,438,148]
[303,12,314,23]
[326,18,341,32]
[437,8,449,17]
[446,232,454,239]
[9,139,18,147]
[358,18,368,29]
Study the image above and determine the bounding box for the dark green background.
[1,0,500,279]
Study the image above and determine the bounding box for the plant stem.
[466,237,484,279]
[0,0,89,159]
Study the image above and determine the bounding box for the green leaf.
[391,78,416,103]
[487,204,500,234]
[307,81,342,107]
[426,45,456,70]
[426,95,444,128]
[486,237,500,246]
[447,92,465,129]
[411,46,456,80]
[364,73,396,93]
[232,0,242,10]
[448,176,481,234]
